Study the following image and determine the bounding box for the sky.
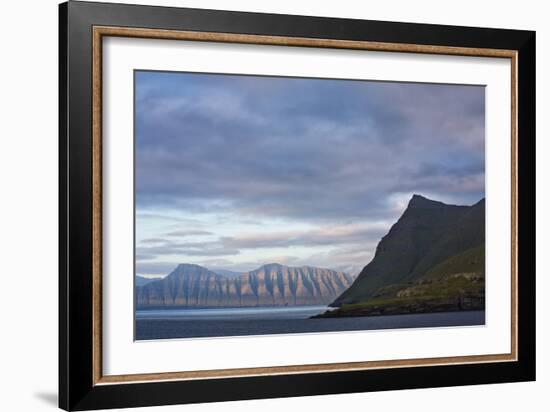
[135,71,485,277]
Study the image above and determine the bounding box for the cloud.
[139,237,167,244]
[134,71,485,274]
[135,73,485,223]
[136,261,180,276]
[136,212,201,223]
[135,222,389,275]
[137,241,239,257]
[166,229,213,237]
[221,223,388,250]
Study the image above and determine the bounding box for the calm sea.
[135,306,485,340]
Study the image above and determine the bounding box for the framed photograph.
[59,1,535,410]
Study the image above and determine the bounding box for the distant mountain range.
[136,263,353,308]
[136,194,485,316]
[316,194,485,318]
[136,275,156,287]
[209,268,243,279]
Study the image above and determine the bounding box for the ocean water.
[135,306,485,340]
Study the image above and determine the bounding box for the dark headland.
[312,194,485,319]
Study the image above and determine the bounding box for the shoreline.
[311,296,485,319]
[136,304,329,311]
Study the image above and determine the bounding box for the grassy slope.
[423,244,485,280]
[314,245,485,318]
[333,197,485,305]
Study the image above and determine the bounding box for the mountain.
[209,268,243,279]
[135,275,157,287]
[331,195,485,308]
[136,263,353,308]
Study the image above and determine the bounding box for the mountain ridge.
[332,195,485,307]
[136,263,353,308]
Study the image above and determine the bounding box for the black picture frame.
[59,1,536,410]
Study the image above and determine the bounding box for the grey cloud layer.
[135,72,485,274]
[136,73,485,221]
[137,223,386,257]
[135,222,387,275]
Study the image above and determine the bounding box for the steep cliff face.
[332,195,485,306]
[136,263,353,307]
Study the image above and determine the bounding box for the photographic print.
[60,5,534,408]
[134,71,486,340]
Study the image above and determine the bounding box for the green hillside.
[423,244,485,280]
[315,195,486,318]
[314,245,485,318]
[332,195,485,306]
